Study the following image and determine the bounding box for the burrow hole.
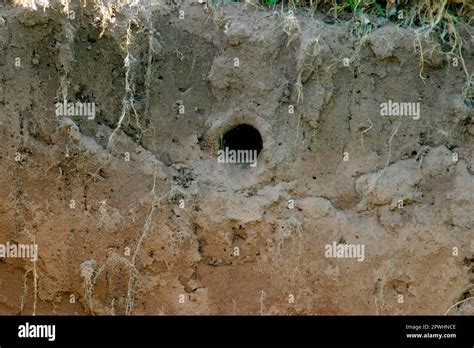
[220,124,263,157]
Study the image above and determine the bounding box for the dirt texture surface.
[0,0,473,315]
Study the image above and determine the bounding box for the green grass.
[261,0,279,5]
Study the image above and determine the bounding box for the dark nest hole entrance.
[220,124,263,157]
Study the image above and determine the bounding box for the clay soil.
[0,0,473,315]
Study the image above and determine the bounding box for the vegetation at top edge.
[208,0,471,23]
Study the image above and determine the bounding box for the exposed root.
[293,112,302,150]
[281,8,300,47]
[259,289,267,316]
[32,238,38,315]
[80,259,97,313]
[107,19,135,150]
[20,230,38,316]
[444,296,474,315]
[232,298,237,315]
[359,116,374,149]
[144,22,158,119]
[20,269,31,315]
[125,167,167,315]
[290,222,304,284]
[414,32,426,81]
[372,120,401,186]
[80,253,138,314]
